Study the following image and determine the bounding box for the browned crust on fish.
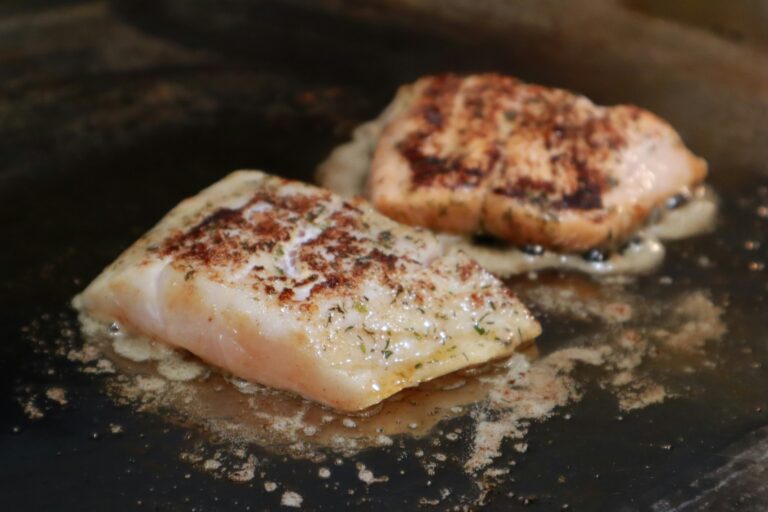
[157,180,425,311]
[369,73,707,251]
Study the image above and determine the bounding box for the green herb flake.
[414,362,423,369]
[359,342,367,354]
[383,350,393,359]
[378,230,393,247]
[353,301,368,314]
[473,324,488,336]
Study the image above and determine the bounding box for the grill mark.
[397,74,499,190]
[554,156,606,210]
[398,136,488,189]
[492,177,557,199]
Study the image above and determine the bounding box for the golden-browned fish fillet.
[369,74,707,251]
[76,171,541,411]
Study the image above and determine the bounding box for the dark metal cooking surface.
[1,1,767,510]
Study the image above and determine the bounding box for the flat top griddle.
[1,1,767,510]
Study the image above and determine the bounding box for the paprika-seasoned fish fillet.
[369,74,707,251]
[77,170,540,411]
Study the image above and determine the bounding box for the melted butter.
[647,185,717,240]
[439,234,665,276]
[443,186,715,277]
[72,275,727,471]
[76,311,494,449]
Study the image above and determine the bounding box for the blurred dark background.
[1,0,767,188]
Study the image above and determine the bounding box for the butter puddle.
[66,279,726,481]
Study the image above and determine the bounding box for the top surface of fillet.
[77,170,541,411]
[369,73,707,251]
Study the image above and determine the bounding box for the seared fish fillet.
[77,171,540,411]
[370,74,707,251]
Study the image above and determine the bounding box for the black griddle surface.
[1,1,768,510]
